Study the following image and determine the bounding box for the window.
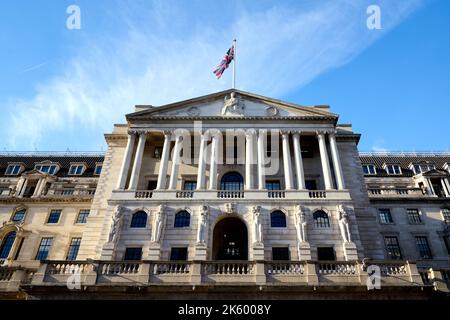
[384,236,402,260]
[442,208,450,222]
[415,236,432,259]
[47,210,61,224]
[124,247,142,261]
[35,164,58,175]
[378,209,393,224]
[413,163,435,174]
[407,209,422,224]
[130,211,147,228]
[170,247,188,261]
[443,235,450,255]
[317,247,335,261]
[94,164,102,175]
[0,232,16,260]
[272,247,290,261]
[270,211,287,228]
[76,210,90,224]
[153,146,163,159]
[5,164,22,176]
[35,237,53,260]
[68,164,85,176]
[174,211,191,228]
[305,180,317,191]
[362,164,377,175]
[66,238,81,260]
[384,164,402,175]
[266,180,281,190]
[313,210,330,228]
[147,180,157,190]
[220,172,244,191]
[11,209,26,222]
[183,181,197,190]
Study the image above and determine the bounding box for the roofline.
[359,151,450,157]
[0,151,105,157]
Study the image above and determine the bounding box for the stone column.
[168,134,183,190]
[196,133,208,190]
[18,179,28,197]
[441,179,450,197]
[129,132,147,190]
[257,130,266,190]
[317,131,333,190]
[281,131,294,190]
[444,179,450,197]
[15,177,26,197]
[208,132,220,190]
[329,132,345,190]
[292,131,305,190]
[32,178,44,197]
[156,131,171,190]
[116,133,136,190]
[245,130,255,190]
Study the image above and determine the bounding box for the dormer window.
[68,164,86,176]
[384,164,402,175]
[444,163,450,173]
[5,164,23,176]
[411,163,435,175]
[362,164,377,175]
[94,164,103,175]
[35,163,59,175]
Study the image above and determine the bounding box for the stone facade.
[0,89,449,299]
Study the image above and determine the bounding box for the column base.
[148,243,162,261]
[100,243,115,260]
[298,242,312,261]
[194,244,208,260]
[252,243,265,261]
[343,242,358,261]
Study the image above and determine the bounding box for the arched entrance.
[212,217,248,260]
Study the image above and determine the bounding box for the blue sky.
[0,0,448,152]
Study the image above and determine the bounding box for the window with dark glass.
[130,211,147,228]
[313,210,330,228]
[184,181,197,190]
[415,236,432,259]
[317,247,335,261]
[174,211,190,228]
[36,237,53,260]
[305,180,317,191]
[220,172,243,190]
[385,164,401,175]
[0,232,16,260]
[266,180,281,190]
[147,180,157,190]
[69,165,85,175]
[407,209,422,224]
[94,165,102,175]
[76,210,90,223]
[153,146,163,159]
[47,210,61,224]
[66,238,81,260]
[270,211,287,228]
[5,165,21,176]
[384,236,402,260]
[12,209,26,222]
[378,209,393,224]
[272,247,290,261]
[442,208,450,222]
[35,164,58,175]
[170,247,188,261]
[362,164,377,175]
[124,247,142,261]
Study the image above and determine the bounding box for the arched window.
[313,210,330,228]
[0,232,16,260]
[130,211,147,228]
[220,172,243,191]
[12,209,26,222]
[271,211,287,228]
[174,211,190,228]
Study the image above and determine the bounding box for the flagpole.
[232,39,236,89]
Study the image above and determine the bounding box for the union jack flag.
[213,45,234,79]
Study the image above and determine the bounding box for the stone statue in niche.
[197,205,209,244]
[338,205,352,243]
[295,205,308,243]
[108,205,123,244]
[252,206,262,244]
[151,204,166,244]
[221,92,245,117]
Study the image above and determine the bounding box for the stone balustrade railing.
[368,188,425,198]
[46,188,96,197]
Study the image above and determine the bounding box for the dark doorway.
[317,247,336,261]
[147,180,157,190]
[430,178,445,198]
[213,217,248,260]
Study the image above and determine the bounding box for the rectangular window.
[5,165,22,176]
[317,247,335,261]
[272,247,290,261]
[66,238,81,260]
[76,210,90,224]
[183,181,197,190]
[153,146,163,159]
[442,209,450,222]
[94,164,102,175]
[69,165,84,176]
[415,236,432,259]
[266,180,281,190]
[407,209,422,224]
[35,237,53,260]
[124,247,143,261]
[385,164,401,175]
[36,164,58,175]
[362,164,377,175]
[47,210,61,224]
[384,236,402,260]
[147,180,157,190]
[305,180,317,191]
[12,209,26,222]
[170,247,188,261]
[413,164,435,174]
[378,209,393,224]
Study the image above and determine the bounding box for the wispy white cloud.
[6,0,424,149]
[20,61,49,74]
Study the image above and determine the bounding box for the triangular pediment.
[126,89,337,120]
[421,169,449,177]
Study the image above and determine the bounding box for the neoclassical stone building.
[0,89,449,299]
